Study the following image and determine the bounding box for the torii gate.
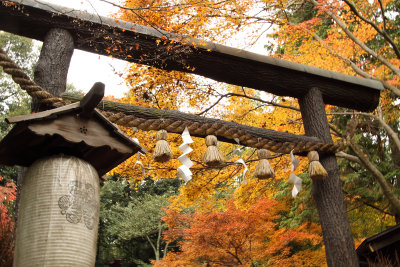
[0,0,383,266]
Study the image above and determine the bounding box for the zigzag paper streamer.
[235,158,249,184]
[233,138,250,184]
[177,127,194,183]
[288,150,302,197]
[131,136,145,176]
[233,138,244,155]
[133,152,145,176]
[232,138,250,184]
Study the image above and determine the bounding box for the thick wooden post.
[15,28,75,221]
[32,28,74,111]
[13,28,76,266]
[299,88,358,267]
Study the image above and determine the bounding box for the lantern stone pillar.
[0,84,146,266]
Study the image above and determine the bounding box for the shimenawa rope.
[0,46,350,154]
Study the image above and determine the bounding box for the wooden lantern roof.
[356,224,400,266]
[0,83,146,176]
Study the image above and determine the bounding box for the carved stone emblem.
[58,180,98,230]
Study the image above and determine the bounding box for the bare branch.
[197,94,226,115]
[343,0,400,59]
[98,0,208,12]
[97,0,166,36]
[377,0,388,31]
[197,92,299,115]
[330,112,400,152]
[310,0,400,78]
[336,151,361,164]
[344,189,394,216]
[350,140,400,216]
[293,22,400,96]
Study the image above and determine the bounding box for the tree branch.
[343,0,400,59]
[294,22,400,96]
[350,140,400,216]
[197,92,299,115]
[330,112,400,152]
[310,0,400,78]
[163,242,169,258]
[336,151,361,164]
[145,234,159,259]
[377,0,387,31]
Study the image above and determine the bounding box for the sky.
[42,0,128,97]
[42,0,269,98]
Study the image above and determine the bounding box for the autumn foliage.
[106,0,400,265]
[156,197,325,266]
[0,176,16,266]
[0,0,399,266]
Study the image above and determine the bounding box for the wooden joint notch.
[79,82,105,117]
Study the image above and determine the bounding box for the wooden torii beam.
[0,1,383,266]
[0,0,383,112]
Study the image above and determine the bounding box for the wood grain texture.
[28,114,133,154]
[299,88,358,267]
[31,28,74,112]
[0,121,139,176]
[7,103,80,124]
[1,103,146,175]
[0,0,382,112]
[6,101,145,154]
[79,82,105,117]
[62,92,324,150]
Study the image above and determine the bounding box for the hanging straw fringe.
[202,135,224,166]
[153,130,172,162]
[308,151,328,180]
[254,149,275,179]
[0,47,351,155]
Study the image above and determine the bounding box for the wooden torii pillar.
[299,88,357,265]
[0,1,384,266]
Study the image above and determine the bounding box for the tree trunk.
[15,27,74,229]
[163,242,169,258]
[145,235,159,260]
[299,87,358,267]
[32,28,74,112]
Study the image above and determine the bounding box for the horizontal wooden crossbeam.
[0,0,383,112]
[1,41,340,156]
[62,92,348,155]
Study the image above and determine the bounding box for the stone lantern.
[0,83,146,266]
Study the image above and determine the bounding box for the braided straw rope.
[0,46,350,154]
[0,47,66,107]
[100,111,351,154]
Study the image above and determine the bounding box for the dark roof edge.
[12,0,383,91]
[6,101,146,154]
[356,224,400,255]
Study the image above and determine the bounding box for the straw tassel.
[202,135,224,166]
[254,149,275,179]
[308,151,328,180]
[153,130,172,162]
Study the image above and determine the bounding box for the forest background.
[1,0,400,266]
